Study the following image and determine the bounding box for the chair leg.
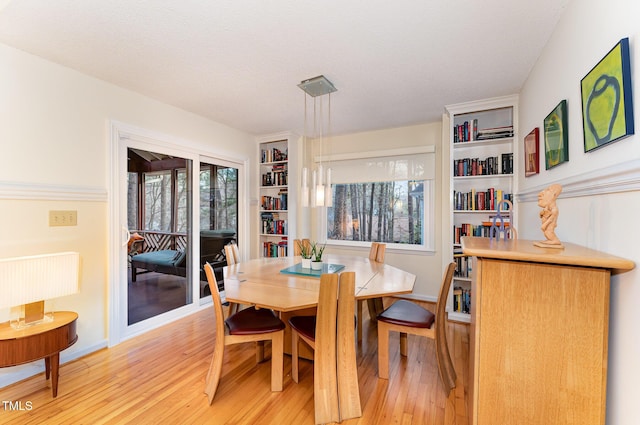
[204,340,225,405]
[435,330,457,394]
[256,341,265,363]
[367,298,379,323]
[271,331,284,392]
[373,297,384,315]
[399,332,408,356]
[227,302,238,317]
[291,330,300,383]
[377,322,390,379]
[356,300,363,342]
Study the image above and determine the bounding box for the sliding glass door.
[198,159,239,300]
[126,148,193,325]
[111,122,245,344]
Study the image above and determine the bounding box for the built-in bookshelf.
[445,95,518,322]
[258,134,297,258]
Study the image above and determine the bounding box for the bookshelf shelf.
[454,174,512,180]
[445,95,518,323]
[453,136,513,149]
[454,209,502,213]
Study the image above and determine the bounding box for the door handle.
[122,227,131,247]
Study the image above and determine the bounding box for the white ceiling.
[0,0,570,137]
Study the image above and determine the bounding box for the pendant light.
[298,75,336,208]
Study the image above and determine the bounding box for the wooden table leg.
[44,356,51,380]
[50,353,60,397]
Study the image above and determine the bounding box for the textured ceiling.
[0,0,569,136]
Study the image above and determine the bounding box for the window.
[144,171,173,231]
[323,147,434,251]
[199,163,238,231]
[127,172,139,230]
[327,180,429,248]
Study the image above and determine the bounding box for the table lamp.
[0,252,80,329]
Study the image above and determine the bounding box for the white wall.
[0,43,254,386]
[306,123,445,298]
[518,0,640,423]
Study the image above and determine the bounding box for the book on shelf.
[454,255,472,278]
[262,168,288,186]
[261,147,288,163]
[453,155,503,177]
[475,125,514,140]
[454,189,512,211]
[263,237,288,257]
[453,221,515,244]
[261,189,288,211]
[261,212,288,235]
[453,286,471,313]
[501,152,513,174]
[453,119,478,143]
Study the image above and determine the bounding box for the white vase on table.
[301,258,312,268]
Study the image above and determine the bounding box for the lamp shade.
[0,252,80,310]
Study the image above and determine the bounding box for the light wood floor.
[1,301,469,425]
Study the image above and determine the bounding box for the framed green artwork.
[544,100,569,170]
[581,37,634,152]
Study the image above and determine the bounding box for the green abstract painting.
[544,100,568,170]
[581,38,634,152]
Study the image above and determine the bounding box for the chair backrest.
[336,271,361,420]
[368,242,379,261]
[294,239,311,257]
[224,243,240,266]
[314,273,340,424]
[368,242,386,263]
[375,243,386,263]
[436,262,457,320]
[293,239,301,256]
[434,262,457,392]
[204,263,225,343]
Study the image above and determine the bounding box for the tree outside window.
[327,180,424,245]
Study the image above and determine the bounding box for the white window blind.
[319,146,435,184]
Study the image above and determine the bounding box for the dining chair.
[357,242,387,342]
[377,262,457,394]
[223,243,241,316]
[289,272,361,423]
[224,242,240,265]
[203,263,285,405]
[293,238,311,256]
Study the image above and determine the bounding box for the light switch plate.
[49,210,78,226]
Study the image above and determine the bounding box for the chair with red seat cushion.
[203,262,285,405]
[377,262,457,394]
[289,272,361,424]
[223,243,241,316]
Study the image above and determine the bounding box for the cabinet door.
[473,258,609,425]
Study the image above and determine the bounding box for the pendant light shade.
[299,75,336,208]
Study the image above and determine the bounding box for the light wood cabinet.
[462,236,634,425]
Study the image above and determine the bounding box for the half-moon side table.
[0,311,78,397]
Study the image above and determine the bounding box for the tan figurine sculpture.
[533,183,564,249]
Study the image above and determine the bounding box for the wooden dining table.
[222,253,416,312]
[222,253,416,422]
